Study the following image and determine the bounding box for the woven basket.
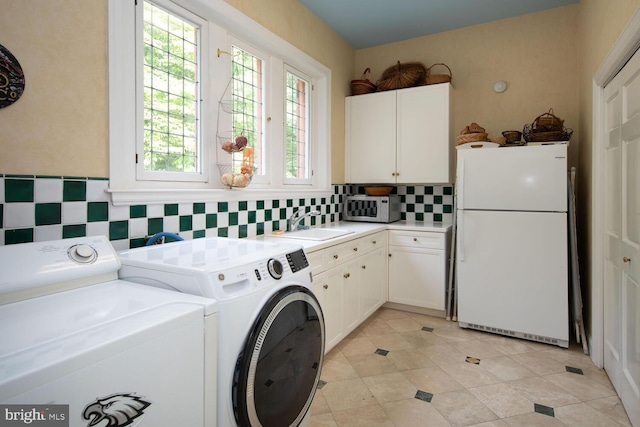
[532,108,564,132]
[376,61,427,91]
[523,124,573,142]
[456,132,488,145]
[426,63,452,85]
[350,68,377,96]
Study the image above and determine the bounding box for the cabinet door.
[314,270,344,352]
[342,260,361,334]
[396,84,452,183]
[345,91,397,183]
[388,246,445,310]
[360,247,387,319]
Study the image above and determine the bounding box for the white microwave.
[344,195,401,223]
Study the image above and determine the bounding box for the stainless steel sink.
[271,228,354,241]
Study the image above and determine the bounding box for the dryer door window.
[233,286,325,427]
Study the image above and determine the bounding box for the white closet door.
[603,46,640,427]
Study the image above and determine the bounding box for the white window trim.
[283,65,313,186]
[107,0,332,205]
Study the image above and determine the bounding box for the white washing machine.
[0,236,218,427]
[118,237,325,427]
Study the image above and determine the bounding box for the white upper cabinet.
[345,83,453,184]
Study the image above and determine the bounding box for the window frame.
[283,65,312,185]
[107,0,331,205]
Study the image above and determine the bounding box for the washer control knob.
[68,244,97,264]
[267,258,283,280]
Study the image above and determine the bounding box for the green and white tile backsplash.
[0,174,453,249]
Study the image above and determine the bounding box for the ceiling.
[298,0,578,49]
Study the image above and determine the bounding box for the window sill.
[107,187,334,206]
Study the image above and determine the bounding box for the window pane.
[285,71,310,180]
[231,46,264,176]
[143,1,199,173]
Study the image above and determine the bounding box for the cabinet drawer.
[359,231,386,253]
[306,249,326,276]
[325,240,361,269]
[388,230,445,249]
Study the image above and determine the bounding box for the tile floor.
[309,308,632,427]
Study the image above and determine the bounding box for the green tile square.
[179,215,193,231]
[425,186,434,195]
[321,197,326,204]
[193,203,205,214]
[248,211,256,224]
[5,178,34,202]
[63,180,86,202]
[217,227,228,237]
[87,202,108,222]
[265,210,272,221]
[63,224,86,238]
[272,221,280,231]
[218,202,228,213]
[206,213,217,229]
[401,212,406,220]
[148,217,163,235]
[424,205,433,213]
[444,186,453,195]
[416,212,424,221]
[407,186,415,194]
[239,201,247,211]
[298,198,305,206]
[193,229,205,239]
[434,214,443,222]
[164,204,178,216]
[279,208,287,220]
[257,222,264,235]
[229,212,238,226]
[272,200,279,208]
[35,203,62,226]
[434,195,443,204]
[257,200,264,210]
[129,238,146,249]
[287,199,293,207]
[443,205,452,214]
[109,220,129,240]
[0,204,3,227]
[165,234,182,243]
[5,228,34,244]
[311,198,316,205]
[416,195,424,204]
[130,205,147,218]
[239,225,248,238]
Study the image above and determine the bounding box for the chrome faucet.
[287,209,321,231]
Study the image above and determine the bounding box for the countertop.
[253,220,452,252]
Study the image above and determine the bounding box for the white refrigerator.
[455,143,569,348]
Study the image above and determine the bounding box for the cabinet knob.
[373,240,377,244]
[361,265,366,269]
[267,116,272,122]
[413,237,418,242]
[323,284,328,289]
[353,247,358,252]
[392,172,397,176]
[343,273,350,279]
[624,257,631,263]
[333,254,339,259]
[388,253,392,257]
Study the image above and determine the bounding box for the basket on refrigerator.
[376,61,427,91]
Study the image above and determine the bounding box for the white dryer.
[0,236,218,427]
[118,237,325,427]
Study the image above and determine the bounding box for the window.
[284,68,311,183]
[141,1,200,175]
[108,0,331,203]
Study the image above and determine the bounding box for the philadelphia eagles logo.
[82,393,152,427]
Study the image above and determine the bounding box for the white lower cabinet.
[309,231,386,353]
[388,230,449,311]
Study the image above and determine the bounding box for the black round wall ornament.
[0,44,25,109]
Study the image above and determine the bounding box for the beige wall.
[0,0,108,177]
[0,0,354,183]
[355,6,580,166]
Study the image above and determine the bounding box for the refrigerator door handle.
[457,158,464,210]
[458,210,465,262]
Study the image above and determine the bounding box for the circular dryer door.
[233,285,325,427]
